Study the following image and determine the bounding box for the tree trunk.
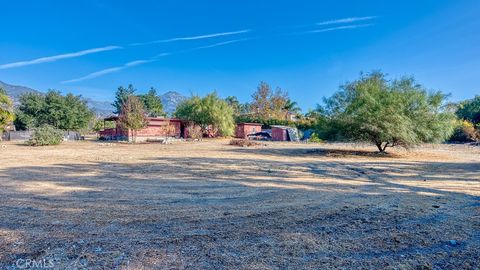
[375,142,384,152]
[382,142,390,152]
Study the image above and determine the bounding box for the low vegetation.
[450,120,479,142]
[27,124,64,146]
[307,132,323,143]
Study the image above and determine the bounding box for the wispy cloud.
[61,58,157,84]
[0,45,122,69]
[316,16,376,26]
[196,38,251,49]
[1,29,250,69]
[130,29,251,46]
[308,23,374,33]
[61,37,250,84]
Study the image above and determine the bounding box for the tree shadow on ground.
[0,153,479,269]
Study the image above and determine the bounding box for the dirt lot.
[0,140,479,269]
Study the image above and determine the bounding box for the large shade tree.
[175,92,234,137]
[321,72,455,152]
[15,90,93,131]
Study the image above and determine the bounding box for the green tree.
[175,92,234,136]
[456,96,480,125]
[14,90,93,131]
[225,96,241,115]
[321,72,455,152]
[14,92,45,129]
[225,96,251,116]
[284,99,302,115]
[113,84,136,114]
[0,88,15,135]
[138,87,165,117]
[119,95,148,142]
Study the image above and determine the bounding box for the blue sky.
[1,0,479,110]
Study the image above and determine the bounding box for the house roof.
[271,125,292,129]
[104,116,183,122]
[237,122,263,126]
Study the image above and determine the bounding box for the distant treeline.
[1,71,479,150]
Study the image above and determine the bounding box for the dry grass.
[0,140,479,269]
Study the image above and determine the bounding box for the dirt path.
[0,140,479,269]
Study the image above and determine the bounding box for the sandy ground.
[0,140,479,269]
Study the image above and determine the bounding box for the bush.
[186,123,203,140]
[308,132,323,143]
[27,125,64,146]
[450,120,478,142]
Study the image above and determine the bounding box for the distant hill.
[0,80,115,117]
[0,80,187,117]
[84,98,115,117]
[160,91,187,116]
[0,81,42,103]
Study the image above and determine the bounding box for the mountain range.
[0,80,186,117]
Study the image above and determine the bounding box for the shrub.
[186,123,203,140]
[308,132,323,143]
[27,125,64,146]
[450,120,478,142]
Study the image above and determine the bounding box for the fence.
[2,130,82,141]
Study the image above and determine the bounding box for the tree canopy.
[112,84,136,114]
[320,72,455,152]
[250,82,292,120]
[0,88,15,134]
[138,87,165,117]
[175,92,235,137]
[15,90,93,131]
[114,85,166,117]
[456,95,480,125]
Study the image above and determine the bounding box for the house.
[235,123,263,139]
[285,111,299,122]
[271,125,300,141]
[99,117,185,142]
